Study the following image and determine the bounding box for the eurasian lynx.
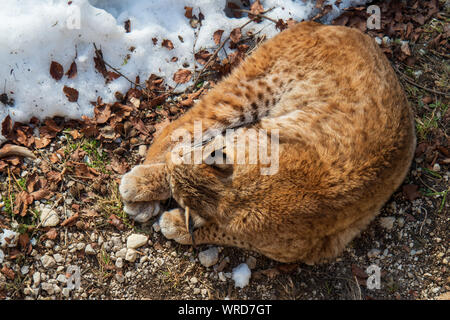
[119,21,415,264]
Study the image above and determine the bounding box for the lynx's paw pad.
[124,201,160,223]
[159,208,192,244]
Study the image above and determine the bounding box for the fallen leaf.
[45,228,58,240]
[401,42,411,56]
[230,28,242,43]
[30,188,51,201]
[34,137,51,149]
[50,61,64,80]
[13,191,33,216]
[213,29,224,45]
[184,6,193,19]
[249,0,264,22]
[402,184,421,201]
[257,268,280,279]
[162,39,174,50]
[194,50,212,65]
[18,233,29,249]
[1,266,15,280]
[124,19,131,33]
[173,69,192,84]
[60,212,79,227]
[65,61,77,79]
[352,264,368,279]
[108,214,125,230]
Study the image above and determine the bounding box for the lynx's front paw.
[159,208,192,244]
[119,163,170,203]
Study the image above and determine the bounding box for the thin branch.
[234,8,278,24]
[93,43,142,88]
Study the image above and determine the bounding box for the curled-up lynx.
[120,22,415,264]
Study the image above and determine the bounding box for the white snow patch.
[0,0,370,141]
[232,263,251,288]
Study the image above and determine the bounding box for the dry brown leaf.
[402,184,421,201]
[162,39,174,50]
[69,129,81,140]
[400,42,411,56]
[50,61,64,80]
[213,29,224,45]
[184,6,193,19]
[230,28,242,43]
[18,233,29,249]
[1,266,15,280]
[45,228,58,240]
[13,191,33,216]
[66,61,77,79]
[249,0,264,22]
[108,214,125,230]
[30,189,51,201]
[194,50,212,65]
[61,212,79,227]
[173,69,192,84]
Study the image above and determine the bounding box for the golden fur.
[120,21,415,264]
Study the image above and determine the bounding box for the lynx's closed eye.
[206,149,233,177]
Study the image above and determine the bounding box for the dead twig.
[93,43,142,88]
[233,8,278,24]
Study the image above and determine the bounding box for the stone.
[32,272,41,287]
[115,257,124,268]
[40,208,60,227]
[152,221,161,232]
[198,247,219,267]
[127,234,148,249]
[116,248,127,259]
[41,282,54,295]
[190,277,198,284]
[125,249,138,262]
[62,287,71,298]
[21,265,30,275]
[379,217,395,230]
[245,256,257,270]
[115,273,125,283]
[432,163,440,172]
[40,254,56,268]
[57,274,67,284]
[53,253,64,264]
[85,244,96,255]
[367,249,381,259]
[138,145,147,157]
[218,272,227,282]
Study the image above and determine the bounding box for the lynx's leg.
[159,208,254,250]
